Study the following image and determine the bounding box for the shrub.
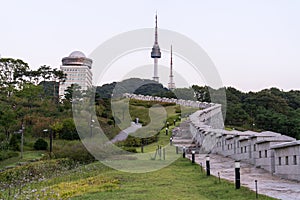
[9,134,20,151]
[122,147,137,153]
[0,151,19,161]
[34,138,48,150]
[59,118,79,140]
[53,141,95,164]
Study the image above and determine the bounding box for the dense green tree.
[59,118,79,140]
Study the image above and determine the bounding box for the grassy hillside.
[0,158,274,200]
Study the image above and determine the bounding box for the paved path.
[110,122,142,143]
[186,153,300,200]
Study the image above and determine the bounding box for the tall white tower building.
[151,13,161,82]
[59,51,93,98]
[168,45,176,90]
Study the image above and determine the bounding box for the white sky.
[0,0,300,92]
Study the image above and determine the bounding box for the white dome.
[69,51,86,58]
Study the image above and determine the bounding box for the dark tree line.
[193,86,300,139]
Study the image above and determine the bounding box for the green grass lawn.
[72,158,274,200]
[0,150,45,169]
[0,157,275,200]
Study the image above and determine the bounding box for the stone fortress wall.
[124,93,300,182]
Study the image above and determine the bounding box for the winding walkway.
[110,122,142,143]
[186,153,300,200]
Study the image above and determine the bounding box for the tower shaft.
[151,13,161,82]
[153,58,159,82]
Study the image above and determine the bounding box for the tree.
[9,134,20,151]
[0,58,29,97]
[192,85,211,102]
[173,88,196,100]
[59,118,79,140]
[0,105,17,140]
[37,65,52,82]
[64,84,82,102]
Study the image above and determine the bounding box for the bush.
[53,141,95,164]
[9,134,20,151]
[59,118,79,140]
[0,151,19,161]
[34,138,48,150]
[122,147,137,153]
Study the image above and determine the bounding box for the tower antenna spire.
[151,12,161,82]
[155,12,158,44]
[168,45,176,90]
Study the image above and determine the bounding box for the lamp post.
[183,146,186,158]
[167,121,169,129]
[173,119,176,126]
[43,129,53,154]
[206,155,210,176]
[192,150,195,163]
[90,119,95,137]
[165,128,168,135]
[235,160,241,189]
[170,137,173,146]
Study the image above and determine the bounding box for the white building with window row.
[59,51,93,98]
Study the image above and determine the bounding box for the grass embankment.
[0,158,274,200]
[74,158,274,200]
[0,151,45,169]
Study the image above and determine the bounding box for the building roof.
[271,141,300,149]
[256,137,294,145]
[69,51,86,58]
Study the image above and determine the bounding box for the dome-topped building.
[69,51,86,58]
[62,50,92,69]
[59,51,93,98]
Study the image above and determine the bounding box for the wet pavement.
[187,153,300,200]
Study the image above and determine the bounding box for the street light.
[44,129,53,154]
[192,150,195,163]
[183,146,186,158]
[235,160,241,189]
[206,155,210,176]
[165,128,168,135]
[90,119,95,137]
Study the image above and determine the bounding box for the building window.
[244,146,247,153]
[241,147,243,153]
[253,144,256,151]
[286,156,289,165]
[279,157,281,166]
[293,155,297,165]
[265,150,267,158]
[259,151,262,158]
[230,144,233,149]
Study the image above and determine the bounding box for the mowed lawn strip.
[73,158,274,200]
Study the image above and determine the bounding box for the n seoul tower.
[151,13,161,82]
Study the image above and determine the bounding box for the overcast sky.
[0,0,299,92]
